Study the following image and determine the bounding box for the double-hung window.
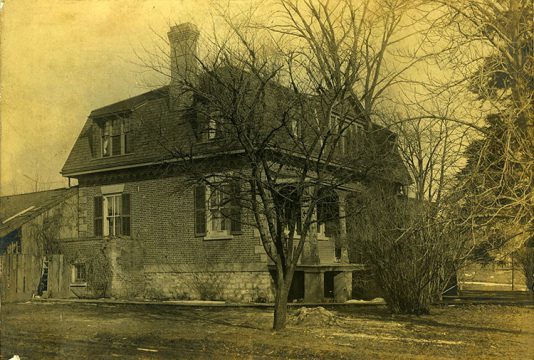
[94,194,131,237]
[101,118,132,157]
[316,191,338,239]
[290,118,302,139]
[331,113,366,156]
[194,182,241,238]
[209,185,230,233]
[276,185,301,236]
[206,111,223,141]
[207,117,218,140]
[105,194,122,236]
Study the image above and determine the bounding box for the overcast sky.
[0,0,473,197]
[1,0,261,195]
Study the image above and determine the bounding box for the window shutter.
[194,185,206,236]
[121,194,131,236]
[230,181,242,234]
[90,123,100,158]
[124,118,133,154]
[94,196,103,236]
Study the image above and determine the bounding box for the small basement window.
[72,263,87,284]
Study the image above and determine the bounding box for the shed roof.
[0,187,77,238]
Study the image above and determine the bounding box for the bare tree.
[349,104,474,313]
[132,0,430,330]
[386,93,472,206]
[432,0,533,262]
[127,0,459,329]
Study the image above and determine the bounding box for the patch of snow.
[345,298,385,304]
[165,300,225,305]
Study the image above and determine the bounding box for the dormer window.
[330,113,364,155]
[290,118,302,139]
[205,111,223,141]
[207,117,218,140]
[101,118,132,157]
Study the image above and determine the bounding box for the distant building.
[0,187,78,256]
[0,188,77,300]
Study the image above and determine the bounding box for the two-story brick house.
[61,23,408,302]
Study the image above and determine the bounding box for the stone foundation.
[144,270,275,302]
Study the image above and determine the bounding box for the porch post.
[301,192,319,265]
[337,191,350,263]
[334,271,352,302]
[304,271,324,303]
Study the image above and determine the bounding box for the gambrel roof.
[62,68,410,185]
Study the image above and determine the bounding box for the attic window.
[330,113,364,155]
[101,118,132,157]
[205,111,223,141]
[207,117,218,140]
[290,118,302,138]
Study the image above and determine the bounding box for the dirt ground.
[0,302,532,359]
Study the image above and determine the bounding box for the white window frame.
[101,118,131,157]
[207,117,218,140]
[290,118,302,138]
[205,184,232,239]
[71,263,87,284]
[103,194,122,237]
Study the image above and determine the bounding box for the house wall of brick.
[74,172,272,300]
[58,166,351,301]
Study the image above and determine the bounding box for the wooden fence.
[0,254,70,302]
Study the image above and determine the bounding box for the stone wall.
[144,268,274,302]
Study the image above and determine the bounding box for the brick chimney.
[168,23,199,107]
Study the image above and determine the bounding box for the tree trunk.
[273,272,292,331]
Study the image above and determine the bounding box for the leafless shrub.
[514,245,534,292]
[350,187,462,314]
[85,250,112,298]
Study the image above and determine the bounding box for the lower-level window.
[72,263,86,283]
[194,182,241,237]
[209,184,230,233]
[94,194,131,236]
[105,194,122,236]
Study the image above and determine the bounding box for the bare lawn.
[0,302,532,359]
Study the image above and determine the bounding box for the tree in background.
[435,1,533,268]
